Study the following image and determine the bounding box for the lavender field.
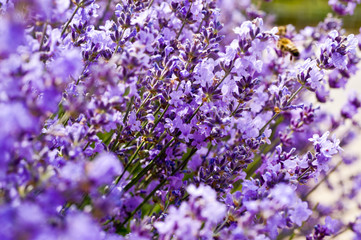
[1,0,361,239]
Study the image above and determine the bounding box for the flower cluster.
[0,0,361,239]
[329,0,361,15]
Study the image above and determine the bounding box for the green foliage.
[260,0,361,32]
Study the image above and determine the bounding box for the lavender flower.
[329,0,361,15]
[0,0,360,239]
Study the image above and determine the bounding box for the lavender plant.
[0,0,361,239]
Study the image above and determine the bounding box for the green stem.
[122,106,157,149]
[148,0,155,8]
[114,41,121,54]
[330,226,350,239]
[76,62,89,85]
[123,96,135,124]
[183,65,233,129]
[230,101,242,117]
[136,93,151,115]
[258,113,280,137]
[243,115,283,180]
[82,141,91,151]
[302,160,342,200]
[111,125,123,151]
[245,138,280,179]
[115,140,146,184]
[121,137,176,192]
[258,85,304,137]
[175,2,193,39]
[288,232,296,240]
[61,5,80,37]
[176,22,186,40]
[39,22,48,51]
[103,130,115,146]
[297,166,311,181]
[214,216,229,234]
[151,103,170,131]
[187,102,203,123]
[151,81,181,132]
[153,103,163,116]
[205,144,213,158]
[215,68,232,90]
[196,18,205,33]
[120,147,197,226]
[114,29,126,54]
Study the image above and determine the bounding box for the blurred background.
[261,0,361,33]
[258,1,361,239]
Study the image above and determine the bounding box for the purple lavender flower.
[289,200,312,226]
[86,152,122,186]
[0,15,25,57]
[0,0,360,239]
[63,212,104,240]
[0,0,14,12]
[297,58,324,91]
[307,216,342,239]
[128,111,141,132]
[341,91,361,118]
[329,0,360,15]
[155,184,226,239]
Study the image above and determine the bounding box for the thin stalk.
[230,101,242,117]
[302,160,343,200]
[148,0,155,8]
[82,141,91,151]
[61,5,80,36]
[103,131,115,146]
[114,41,121,54]
[153,103,163,116]
[151,81,181,132]
[121,101,164,153]
[122,102,161,149]
[120,147,197,226]
[258,85,304,137]
[123,132,145,149]
[123,96,135,124]
[123,65,234,191]
[258,113,280,137]
[297,166,311,181]
[245,138,280,179]
[186,102,203,123]
[176,21,187,40]
[151,103,170,131]
[115,140,146,183]
[121,137,176,192]
[176,2,193,39]
[196,18,205,33]
[330,226,350,239]
[136,93,151,115]
[76,62,90,85]
[205,144,213,158]
[242,116,283,180]
[214,216,229,234]
[110,125,124,151]
[288,232,296,240]
[215,68,232,90]
[126,64,174,136]
[114,29,126,54]
[39,22,48,51]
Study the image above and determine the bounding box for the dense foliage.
[1,0,361,239]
